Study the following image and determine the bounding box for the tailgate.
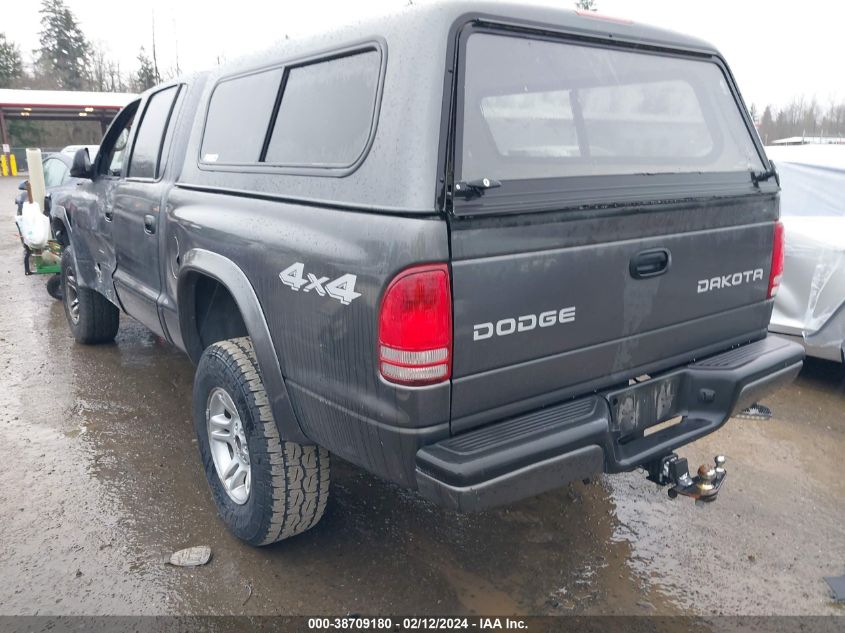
[449,196,778,430]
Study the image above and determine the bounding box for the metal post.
[0,109,9,148]
[0,109,10,177]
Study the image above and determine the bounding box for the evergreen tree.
[0,33,24,88]
[34,0,90,90]
[759,105,774,143]
[575,0,597,10]
[133,47,158,92]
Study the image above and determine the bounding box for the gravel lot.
[1,177,843,619]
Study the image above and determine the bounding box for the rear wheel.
[61,245,119,344]
[193,337,330,545]
[46,274,62,300]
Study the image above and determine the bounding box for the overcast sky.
[5,0,844,109]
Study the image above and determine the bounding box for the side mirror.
[18,180,27,191]
[70,147,93,179]
[44,193,52,215]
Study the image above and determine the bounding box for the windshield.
[460,32,764,183]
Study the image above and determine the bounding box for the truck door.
[65,101,139,303]
[111,85,182,337]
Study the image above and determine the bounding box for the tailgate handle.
[630,248,671,279]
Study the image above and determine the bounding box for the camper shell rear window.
[459,31,764,184]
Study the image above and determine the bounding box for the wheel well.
[183,273,249,361]
[51,217,70,247]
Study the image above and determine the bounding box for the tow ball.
[646,454,727,502]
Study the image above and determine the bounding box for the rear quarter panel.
[163,188,451,483]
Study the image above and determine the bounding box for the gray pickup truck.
[53,1,804,545]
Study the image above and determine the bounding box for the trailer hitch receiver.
[646,454,727,502]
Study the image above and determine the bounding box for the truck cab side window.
[100,109,136,178]
[108,128,131,176]
[128,86,180,179]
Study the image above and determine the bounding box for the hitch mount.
[645,453,727,502]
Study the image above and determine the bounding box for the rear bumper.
[416,336,804,511]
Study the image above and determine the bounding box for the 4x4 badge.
[279,262,362,305]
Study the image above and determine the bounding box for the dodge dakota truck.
[52,1,804,545]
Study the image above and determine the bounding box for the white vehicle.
[60,144,99,160]
[767,144,845,363]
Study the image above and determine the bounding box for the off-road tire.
[46,274,62,300]
[193,337,330,545]
[61,245,120,344]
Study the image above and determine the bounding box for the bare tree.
[757,96,845,142]
[150,11,160,85]
[88,43,108,91]
[88,42,129,93]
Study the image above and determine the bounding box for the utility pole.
[174,17,181,76]
[151,11,160,82]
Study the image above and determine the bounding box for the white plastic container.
[19,200,50,249]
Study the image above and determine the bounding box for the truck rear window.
[460,33,764,183]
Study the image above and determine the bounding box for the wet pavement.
[1,178,844,617]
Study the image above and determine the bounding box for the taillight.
[768,221,785,298]
[378,264,452,386]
